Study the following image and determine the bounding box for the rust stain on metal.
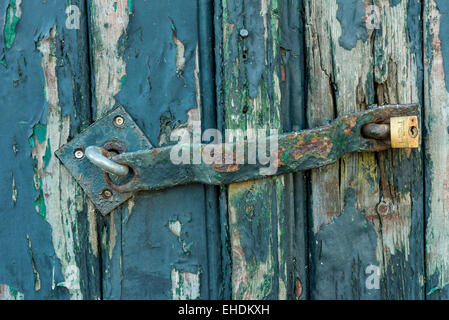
[343,115,358,135]
[275,147,286,167]
[291,137,332,160]
[213,163,240,173]
[212,151,241,172]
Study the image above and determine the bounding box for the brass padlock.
[390,116,419,148]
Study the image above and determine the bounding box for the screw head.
[240,29,249,38]
[102,189,113,199]
[74,148,84,159]
[376,200,390,216]
[114,115,125,127]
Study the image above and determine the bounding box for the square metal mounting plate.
[55,105,153,215]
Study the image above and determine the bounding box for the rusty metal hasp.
[56,104,419,215]
[55,106,153,215]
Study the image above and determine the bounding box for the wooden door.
[0,0,448,300]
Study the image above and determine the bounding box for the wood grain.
[305,0,424,299]
[424,0,449,299]
[0,0,98,299]
[89,0,220,299]
[221,0,289,299]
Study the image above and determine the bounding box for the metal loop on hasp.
[85,146,129,177]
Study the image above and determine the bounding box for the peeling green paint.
[126,0,133,13]
[0,284,24,300]
[29,123,49,219]
[32,123,47,145]
[8,286,24,299]
[42,141,51,171]
[427,286,441,296]
[171,268,201,300]
[3,0,22,49]
[119,75,127,89]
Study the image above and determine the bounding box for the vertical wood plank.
[373,0,424,299]
[305,0,424,299]
[424,0,449,299]
[279,0,308,300]
[305,0,377,299]
[88,0,129,299]
[222,0,289,299]
[214,0,233,300]
[89,0,220,299]
[0,0,99,299]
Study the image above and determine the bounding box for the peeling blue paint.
[336,0,369,50]
[390,0,402,7]
[112,187,208,299]
[0,0,92,299]
[102,0,219,299]
[435,0,449,92]
[114,0,198,146]
[407,0,424,105]
[310,189,380,299]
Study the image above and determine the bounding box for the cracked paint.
[0,284,24,300]
[306,0,423,299]
[0,0,95,300]
[170,18,186,75]
[171,268,200,300]
[425,0,449,293]
[11,173,17,205]
[26,234,41,291]
[90,0,131,116]
[35,26,83,299]
[222,0,287,299]
[3,0,22,49]
[168,219,193,255]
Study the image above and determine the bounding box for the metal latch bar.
[56,104,419,215]
[106,104,418,194]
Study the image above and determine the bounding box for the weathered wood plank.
[424,0,449,299]
[305,0,424,299]
[305,0,378,299]
[0,0,99,299]
[372,0,424,299]
[221,0,289,299]
[89,0,220,299]
[279,0,308,300]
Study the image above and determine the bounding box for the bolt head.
[114,115,125,127]
[102,189,113,199]
[240,29,249,38]
[74,148,84,159]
